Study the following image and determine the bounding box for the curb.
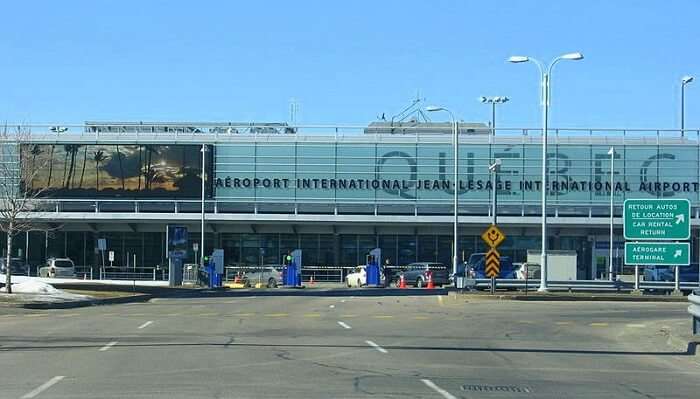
[15,293,154,310]
[447,291,689,302]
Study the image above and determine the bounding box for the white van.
[39,258,76,278]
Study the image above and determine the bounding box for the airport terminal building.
[2,121,700,279]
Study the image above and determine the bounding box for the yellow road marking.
[413,316,430,320]
[230,313,255,317]
[372,315,394,319]
[340,314,358,318]
[264,313,288,317]
[303,313,321,318]
[626,323,646,328]
[102,313,117,316]
[555,321,573,325]
[589,322,609,327]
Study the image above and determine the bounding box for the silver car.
[243,265,283,288]
[39,258,76,278]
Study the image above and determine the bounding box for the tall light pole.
[426,106,459,276]
[508,52,584,292]
[200,144,208,269]
[480,96,509,221]
[608,147,615,281]
[681,76,694,137]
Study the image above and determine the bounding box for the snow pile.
[0,280,62,294]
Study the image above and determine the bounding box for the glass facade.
[214,139,700,207]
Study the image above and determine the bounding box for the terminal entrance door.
[592,238,624,280]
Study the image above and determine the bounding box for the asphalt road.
[0,293,698,398]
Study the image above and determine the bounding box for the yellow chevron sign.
[485,248,500,278]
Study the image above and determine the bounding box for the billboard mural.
[22,144,213,198]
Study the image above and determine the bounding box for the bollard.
[426,271,435,289]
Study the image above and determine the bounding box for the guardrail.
[99,266,168,281]
[459,279,700,293]
[689,291,700,335]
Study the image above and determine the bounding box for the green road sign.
[623,199,690,241]
[624,242,690,266]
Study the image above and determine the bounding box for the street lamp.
[681,75,694,137]
[489,158,502,294]
[426,106,459,276]
[608,147,615,282]
[200,144,208,270]
[508,52,584,292]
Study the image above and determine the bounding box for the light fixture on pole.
[426,106,459,276]
[608,147,615,281]
[508,52,584,292]
[681,75,694,137]
[479,96,510,142]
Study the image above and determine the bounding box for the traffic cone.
[399,274,406,289]
[426,272,435,289]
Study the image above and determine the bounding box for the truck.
[526,250,577,281]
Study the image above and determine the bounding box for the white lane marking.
[626,323,646,328]
[421,379,457,399]
[99,341,118,352]
[365,340,387,353]
[21,376,65,399]
[138,321,153,329]
[337,321,352,329]
[329,304,335,309]
[340,299,346,303]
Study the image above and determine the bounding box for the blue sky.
[1,0,698,129]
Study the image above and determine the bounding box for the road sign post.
[481,224,506,295]
[624,199,691,295]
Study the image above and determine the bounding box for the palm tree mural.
[92,150,107,191]
[62,145,71,188]
[47,145,55,187]
[64,144,80,189]
[143,145,158,190]
[78,145,89,188]
[137,145,143,191]
[29,145,43,190]
[115,144,125,190]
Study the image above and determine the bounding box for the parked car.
[452,253,517,280]
[644,264,699,282]
[346,265,366,287]
[38,258,76,278]
[515,263,541,280]
[242,265,282,288]
[398,262,448,287]
[0,257,29,276]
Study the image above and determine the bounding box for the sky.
[1,0,699,129]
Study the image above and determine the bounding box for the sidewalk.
[447,290,690,302]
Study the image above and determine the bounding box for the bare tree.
[0,125,51,293]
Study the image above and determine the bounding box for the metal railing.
[2,123,700,143]
[688,291,700,335]
[458,278,700,293]
[98,266,168,281]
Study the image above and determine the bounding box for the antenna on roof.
[289,98,300,125]
[388,91,431,125]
